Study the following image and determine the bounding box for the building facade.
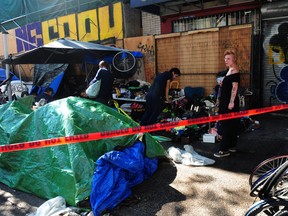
[0,0,287,107]
[132,0,287,107]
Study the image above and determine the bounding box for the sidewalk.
[0,111,287,216]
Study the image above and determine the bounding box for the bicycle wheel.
[249,155,288,187]
[259,161,288,200]
[273,171,288,199]
[270,164,288,200]
[112,51,137,79]
[245,199,288,216]
[250,170,275,197]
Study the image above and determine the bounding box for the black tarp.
[3,38,130,65]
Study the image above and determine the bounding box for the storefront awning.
[130,0,213,16]
[130,0,170,8]
[130,0,171,15]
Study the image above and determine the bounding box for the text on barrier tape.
[1,104,287,153]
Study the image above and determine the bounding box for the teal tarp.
[0,0,119,31]
[0,96,166,205]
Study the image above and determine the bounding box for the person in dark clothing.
[140,68,181,126]
[89,60,114,105]
[34,87,54,104]
[214,49,240,158]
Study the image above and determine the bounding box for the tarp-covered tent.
[3,38,142,96]
[0,68,19,81]
[0,96,166,205]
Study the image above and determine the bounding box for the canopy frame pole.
[2,32,12,101]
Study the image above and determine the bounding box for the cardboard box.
[203,134,216,143]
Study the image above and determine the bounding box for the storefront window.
[172,9,259,32]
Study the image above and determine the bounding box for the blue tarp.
[90,140,158,216]
[0,69,19,81]
[31,71,65,96]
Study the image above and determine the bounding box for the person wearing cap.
[34,87,54,104]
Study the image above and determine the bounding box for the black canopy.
[3,38,128,65]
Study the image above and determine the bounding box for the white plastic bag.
[168,145,215,166]
[167,147,183,163]
[86,79,101,98]
[27,196,81,216]
[29,196,66,216]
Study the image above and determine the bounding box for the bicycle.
[245,198,288,216]
[245,159,288,215]
[249,155,288,188]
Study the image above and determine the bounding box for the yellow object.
[111,100,131,119]
[170,81,179,89]
[115,88,121,97]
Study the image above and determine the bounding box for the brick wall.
[141,12,161,36]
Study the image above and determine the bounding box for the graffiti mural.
[263,21,288,104]
[269,22,288,64]
[15,22,43,52]
[14,2,123,53]
[124,36,155,82]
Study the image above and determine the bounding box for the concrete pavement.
[0,111,287,216]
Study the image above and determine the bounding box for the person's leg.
[141,96,164,126]
[228,118,240,151]
[214,120,231,157]
[140,95,154,125]
[219,120,231,151]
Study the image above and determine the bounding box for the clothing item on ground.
[168,145,215,166]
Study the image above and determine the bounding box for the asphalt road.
[0,111,287,216]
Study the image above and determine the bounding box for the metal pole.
[2,32,12,101]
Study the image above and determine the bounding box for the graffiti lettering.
[15,2,123,52]
[137,42,155,56]
[15,22,43,52]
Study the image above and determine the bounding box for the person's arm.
[228,82,238,110]
[89,76,96,86]
[89,69,102,86]
[165,80,172,103]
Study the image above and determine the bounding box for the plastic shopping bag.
[86,80,101,98]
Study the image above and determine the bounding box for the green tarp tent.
[0,96,166,205]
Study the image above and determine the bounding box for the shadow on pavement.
[110,159,186,216]
[0,112,287,216]
[110,111,288,215]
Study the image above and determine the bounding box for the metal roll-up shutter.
[261,1,288,106]
[261,1,288,21]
